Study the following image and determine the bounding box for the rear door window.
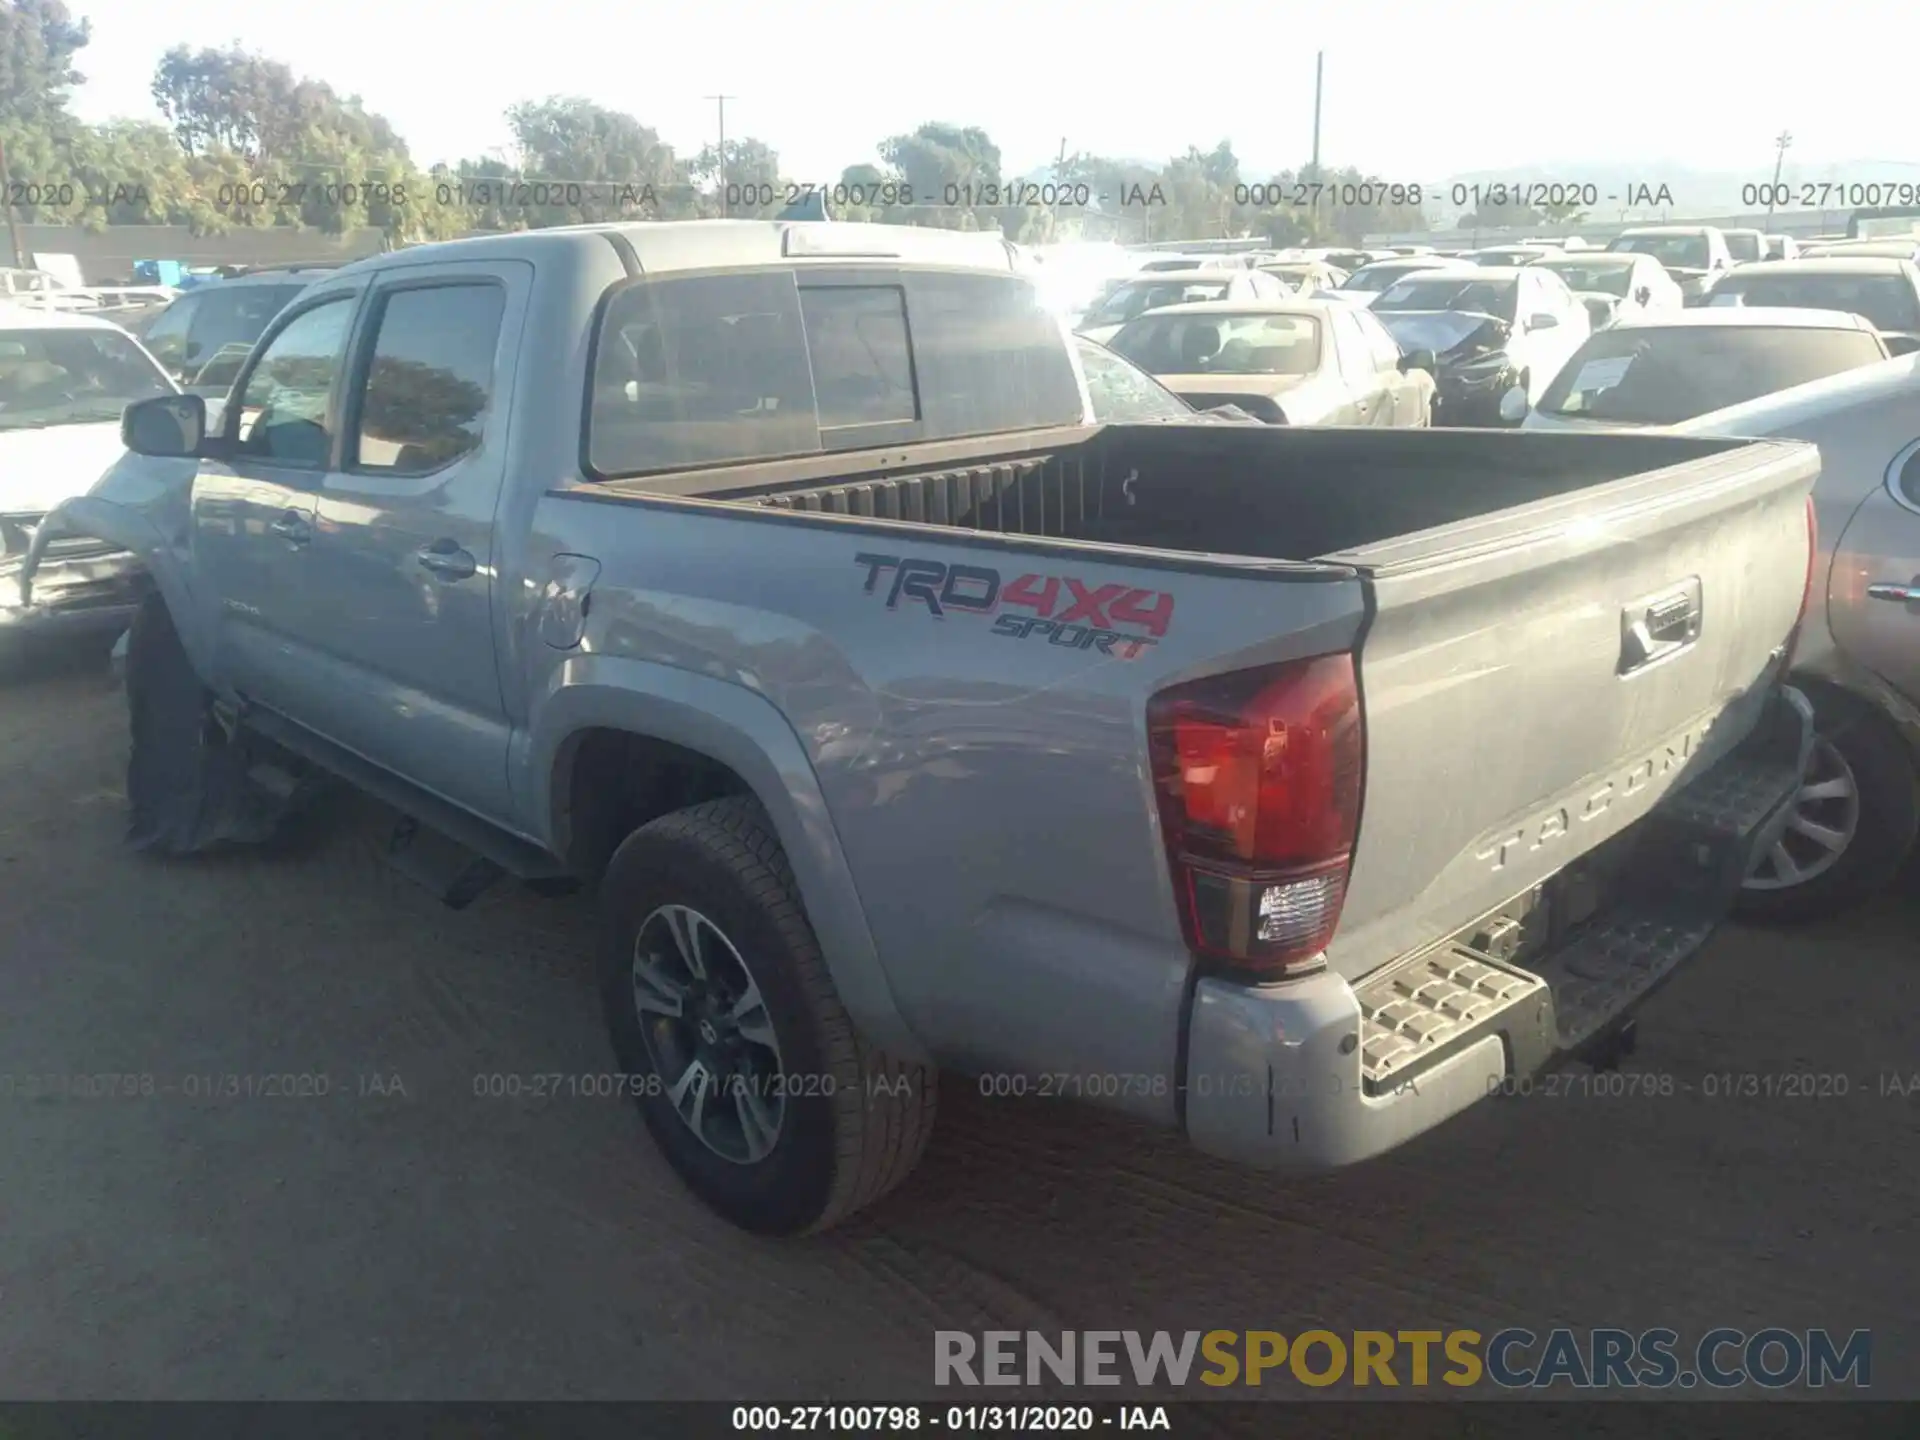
[350,283,507,473]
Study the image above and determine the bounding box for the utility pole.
[707,94,735,216]
[0,136,24,268]
[1053,136,1069,239]
[1768,130,1792,224]
[1309,52,1324,182]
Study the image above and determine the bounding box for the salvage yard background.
[1,647,1915,1401]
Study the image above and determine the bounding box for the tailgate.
[1320,437,1818,981]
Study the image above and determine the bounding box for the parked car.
[1465,244,1560,267]
[1331,256,1472,306]
[1319,248,1386,271]
[1370,265,1591,423]
[1526,251,1684,329]
[1136,255,1218,274]
[1800,239,1920,262]
[1519,309,1891,430]
[1104,298,1437,426]
[1675,353,1920,918]
[24,218,1814,1237]
[1703,258,1920,354]
[0,306,179,660]
[1607,226,1735,303]
[1074,269,1286,343]
[138,267,334,395]
[1765,235,1802,261]
[1074,336,1257,424]
[1256,259,1349,294]
[1723,229,1767,264]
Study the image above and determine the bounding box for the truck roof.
[344,219,1025,279]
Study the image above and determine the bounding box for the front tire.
[1736,694,1919,923]
[598,796,936,1234]
[124,595,286,855]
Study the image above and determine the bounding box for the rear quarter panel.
[521,494,1366,1109]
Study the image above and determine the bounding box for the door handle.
[1867,578,1920,606]
[269,510,310,546]
[417,540,477,581]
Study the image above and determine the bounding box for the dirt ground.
[2,648,1916,1407]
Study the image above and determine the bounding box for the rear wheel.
[597,796,936,1234]
[1736,695,1919,923]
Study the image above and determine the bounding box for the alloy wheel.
[630,904,786,1164]
[1743,738,1862,891]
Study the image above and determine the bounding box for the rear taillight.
[1146,654,1364,980]
[1783,495,1817,671]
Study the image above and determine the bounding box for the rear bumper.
[1182,685,1814,1170]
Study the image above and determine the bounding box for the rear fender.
[520,656,930,1064]
[16,454,210,679]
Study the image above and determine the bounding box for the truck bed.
[560,422,1816,1050]
[592,423,1772,567]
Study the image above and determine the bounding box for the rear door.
[303,261,529,823]
[1354,307,1420,425]
[1327,307,1387,424]
[1320,436,1819,981]
[1830,440,1920,707]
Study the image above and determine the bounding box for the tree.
[1458,200,1543,232]
[688,136,781,217]
[501,96,685,226]
[879,122,1003,228]
[0,0,90,127]
[1539,197,1589,228]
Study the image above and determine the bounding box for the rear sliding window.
[586,269,1081,478]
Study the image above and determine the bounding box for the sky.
[61,0,1915,190]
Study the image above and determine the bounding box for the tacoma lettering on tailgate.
[1475,713,1722,872]
[853,553,1175,660]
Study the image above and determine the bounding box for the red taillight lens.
[1147,653,1364,979]
[1783,494,1817,671]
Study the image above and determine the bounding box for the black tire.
[1735,693,1920,924]
[597,796,936,1234]
[124,595,285,855]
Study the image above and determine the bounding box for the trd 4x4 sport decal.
[854,553,1175,660]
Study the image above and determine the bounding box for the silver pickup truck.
[23,220,1817,1236]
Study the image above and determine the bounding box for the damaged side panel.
[17,454,211,677]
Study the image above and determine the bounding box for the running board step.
[239,706,573,890]
[385,816,505,910]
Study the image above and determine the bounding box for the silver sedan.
[1678,355,1920,919]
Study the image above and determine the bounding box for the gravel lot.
[2,649,1916,1407]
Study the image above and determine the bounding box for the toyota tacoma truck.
[21,220,1817,1236]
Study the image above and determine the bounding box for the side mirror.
[1883,333,1920,358]
[1498,386,1531,424]
[1398,347,1437,375]
[1634,286,1652,306]
[122,393,207,458]
[1527,311,1559,331]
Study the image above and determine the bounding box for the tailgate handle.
[1619,579,1703,676]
